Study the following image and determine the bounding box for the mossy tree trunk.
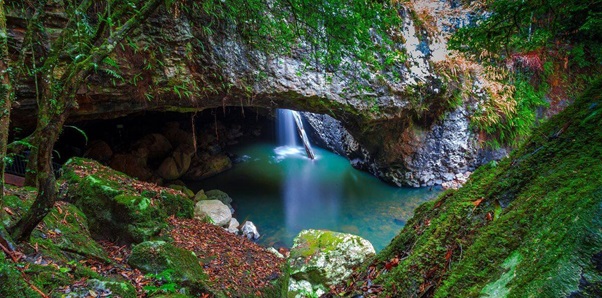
[10,0,164,241]
[0,0,11,206]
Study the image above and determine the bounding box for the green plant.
[143,269,179,295]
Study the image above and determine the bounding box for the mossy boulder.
[369,78,602,297]
[62,158,193,243]
[128,241,208,291]
[31,202,108,262]
[193,190,208,202]
[205,189,232,205]
[288,229,375,296]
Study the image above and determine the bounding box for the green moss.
[63,158,194,243]
[372,78,602,297]
[205,189,232,205]
[128,241,208,292]
[1,186,37,227]
[31,203,108,262]
[290,230,344,259]
[0,255,38,297]
[24,264,72,293]
[86,279,137,298]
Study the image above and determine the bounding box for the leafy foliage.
[184,0,404,72]
[446,0,602,147]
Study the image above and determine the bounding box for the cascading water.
[276,109,315,159]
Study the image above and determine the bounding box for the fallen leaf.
[472,198,484,207]
[486,212,493,221]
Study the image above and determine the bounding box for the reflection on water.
[191,143,441,251]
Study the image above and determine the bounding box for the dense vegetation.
[335,77,602,297]
[448,0,602,147]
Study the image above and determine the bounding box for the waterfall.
[277,109,315,159]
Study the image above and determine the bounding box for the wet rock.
[132,133,172,160]
[184,153,232,181]
[194,200,232,227]
[241,221,260,240]
[157,148,193,180]
[288,229,375,292]
[84,140,113,163]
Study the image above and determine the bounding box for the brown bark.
[0,0,11,204]
[10,112,67,242]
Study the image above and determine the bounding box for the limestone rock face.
[194,200,232,227]
[8,0,497,187]
[287,229,375,296]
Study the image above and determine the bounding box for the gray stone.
[194,200,232,227]
[226,218,240,234]
[241,221,260,240]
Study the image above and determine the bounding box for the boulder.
[133,133,172,160]
[31,203,108,262]
[226,218,240,234]
[184,153,232,181]
[128,241,207,289]
[241,221,260,240]
[193,190,208,202]
[194,200,231,227]
[109,153,153,181]
[84,140,113,163]
[63,158,194,243]
[157,148,193,180]
[288,229,375,293]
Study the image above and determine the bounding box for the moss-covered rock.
[128,241,208,291]
[369,78,602,297]
[62,158,193,243]
[205,189,232,206]
[1,186,37,227]
[31,202,108,262]
[288,229,374,297]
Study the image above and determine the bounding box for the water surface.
[191,142,441,251]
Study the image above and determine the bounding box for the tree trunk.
[10,112,67,241]
[0,0,11,204]
[10,0,163,241]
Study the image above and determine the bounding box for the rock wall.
[7,1,500,186]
